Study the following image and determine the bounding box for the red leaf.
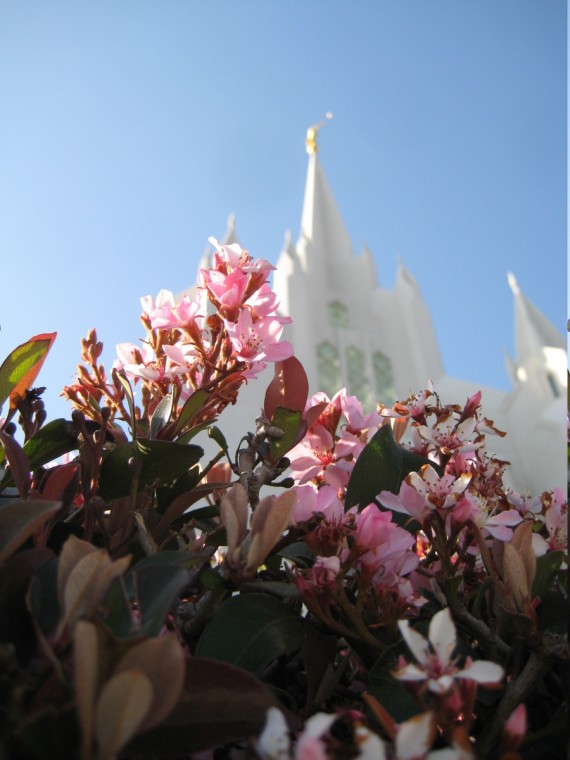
[39,462,81,507]
[0,430,31,497]
[263,356,309,421]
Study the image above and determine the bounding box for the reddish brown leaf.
[0,429,31,498]
[127,657,299,756]
[263,356,309,421]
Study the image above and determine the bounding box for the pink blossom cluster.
[287,384,568,634]
[287,389,425,624]
[64,239,293,431]
[376,387,567,565]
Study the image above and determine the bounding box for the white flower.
[395,608,504,694]
[255,707,290,760]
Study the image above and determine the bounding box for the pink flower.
[201,266,249,312]
[460,493,522,541]
[340,392,382,433]
[532,488,568,559]
[141,289,203,330]
[255,708,335,760]
[310,556,341,590]
[503,703,526,746]
[162,341,201,368]
[294,713,336,760]
[115,341,154,371]
[247,283,292,322]
[208,236,274,280]
[394,608,504,694]
[288,424,336,484]
[418,415,482,457]
[378,465,471,523]
[224,310,293,364]
[351,507,418,586]
[354,504,395,551]
[291,484,345,525]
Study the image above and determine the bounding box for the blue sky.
[0,1,566,425]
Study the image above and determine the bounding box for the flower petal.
[398,620,430,665]
[393,662,427,682]
[396,712,435,760]
[457,659,504,685]
[428,608,456,666]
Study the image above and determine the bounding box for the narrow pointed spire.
[221,212,241,246]
[299,122,353,266]
[508,272,564,363]
[396,256,420,293]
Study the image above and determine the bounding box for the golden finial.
[305,112,333,155]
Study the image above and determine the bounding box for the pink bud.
[504,703,526,745]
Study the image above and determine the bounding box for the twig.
[477,633,567,757]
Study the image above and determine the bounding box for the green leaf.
[15,704,79,760]
[174,389,210,435]
[0,332,57,413]
[98,438,203,500]
[368,641,420,723]
[0,419,79,491]
[196,593,308,677]
[27,557,60,641]
[269,406,303,463]
[532,550,566,600]
[345,425,435,511]
[0,547,54,662]
[100,577,134,638]
[150,393,174,439]
[156,466,202,513]
[0,499,62,563]
[130,550,207,573]
[536,589,567,634]
[130,564,190,638]
[208,425,229,456]
[126,657,294,756]
[276,541,315,568]
[199,565,226,591]
[114,370,138,440]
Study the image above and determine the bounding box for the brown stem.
[465,518,503,588]
[453,602,510,658]
[335,581,385,653]
[476,651,554,758]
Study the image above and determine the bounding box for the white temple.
[182,127,566,496]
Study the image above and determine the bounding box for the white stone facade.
[181,139,566,496]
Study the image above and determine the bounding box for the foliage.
[0,239,567,760]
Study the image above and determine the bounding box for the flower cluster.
[62,238,292,435]
[1,237,566,760]
[287,384,567,647]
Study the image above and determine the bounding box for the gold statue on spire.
[305,112,333,155]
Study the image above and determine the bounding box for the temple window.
[328,300,348,329]
[373,351,396,405]
[317,341,342,399]
[346,346,370,406]
[546,372,560,399]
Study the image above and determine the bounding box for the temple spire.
[305,112,333,154]
[298,116,354,275]
[507,271,564,363]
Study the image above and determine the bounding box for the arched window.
[317,342,342,399]
[346,346,370,406]
[373,351,396,405]
[328,301,348,329]
[546,372,560,399]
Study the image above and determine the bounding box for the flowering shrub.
[0,239,567,760]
